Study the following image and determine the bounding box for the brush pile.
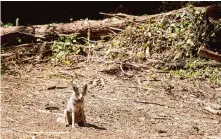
[95,6,220,63]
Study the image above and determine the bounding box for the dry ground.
[1,61,221,139]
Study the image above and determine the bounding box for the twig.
[90,96,167,107]
[116,61,152,71]
[0,53,16,57]
[58,70,74,77]
[205,106,221,115]
[215,88,221,91]
[108,29,117,34]
[87,18,91,62]
[35,42,47,60]
[37,109,63,116]
[154,70,170,73]
[109,27,123,32]
[115,85,149,90]
[6,117,19,123]
[45,106,59,110]
[133,100,165,107]
[47,85,68,90]
[77,37,100,43]
[152,116,170,120]
[12,42,52,48]
[149,78,161,81]
[100,12,132,18]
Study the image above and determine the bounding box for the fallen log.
[198,46,221,63]
[1,18,127,46]
[1,7,206,47]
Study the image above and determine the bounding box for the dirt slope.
[1,62,221,139]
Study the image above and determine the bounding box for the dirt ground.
[1,61,221,139]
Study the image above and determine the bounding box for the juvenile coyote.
[64,81,88,128]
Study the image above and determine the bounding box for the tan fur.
[64,82,88,128]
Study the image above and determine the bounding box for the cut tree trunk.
[1,7,206,47]
[1,18,127,46]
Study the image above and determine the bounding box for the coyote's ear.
[82,84,87,96]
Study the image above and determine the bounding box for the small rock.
[157,129,167,133]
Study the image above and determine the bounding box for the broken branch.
[198,46,221,63]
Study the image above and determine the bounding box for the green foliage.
[168,64,221,86]
[103,6,207,62]
[51,34,78,64]
[3,23,13,27]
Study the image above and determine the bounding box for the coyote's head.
[71,82,87,103]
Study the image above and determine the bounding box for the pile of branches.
[97,6,207,62]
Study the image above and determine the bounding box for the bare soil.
[1,61,221,139]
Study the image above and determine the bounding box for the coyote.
[64,82,88,128]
